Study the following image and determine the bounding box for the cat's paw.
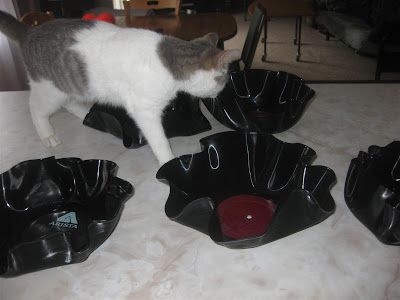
[42,135,61,147]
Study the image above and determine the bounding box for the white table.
[1,84,399,300]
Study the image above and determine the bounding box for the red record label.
[217,195,277,239]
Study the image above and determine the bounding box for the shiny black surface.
[345,141,400,245]
[157,131,336,249]
[0,157,134,277]
[202,69,315,133]
[83,92,211,148]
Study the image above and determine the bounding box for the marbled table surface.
[0,84,399,300]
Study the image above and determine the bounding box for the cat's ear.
[217,49,241,68]
[203,33,219,46]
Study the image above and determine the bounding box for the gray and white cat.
[0,11,240,165]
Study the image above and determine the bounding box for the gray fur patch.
[157,35,220,80]
[20,19,95,95]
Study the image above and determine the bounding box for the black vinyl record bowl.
[157,131,336,249]
[202,69,315,133]
[83,92,211,148]
[345,141,400,245]
[0,157,134,277]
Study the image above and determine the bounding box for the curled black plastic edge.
[202,69,315,134]
[83,92,211,148]
[156,131,336,249]
[0,157,134,277]
[344,141,400,245]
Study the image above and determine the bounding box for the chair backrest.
[20,11,55,26]
[241,3,266,70]
[123,0,181,18]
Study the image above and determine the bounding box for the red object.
[82,13,96,20]
[96,13,116,24]
[82,13,115,24]
[217,195,277,239]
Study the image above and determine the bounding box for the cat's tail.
[0,10,29,43]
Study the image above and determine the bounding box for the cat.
[0,11,240,165]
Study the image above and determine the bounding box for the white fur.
[29,22,231,165]
[29,80,89,147]
[178,69,227,99]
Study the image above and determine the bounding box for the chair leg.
[375,41,384,80]
[217,40,224,50]
[296,16,302,61]
[375,66,381,80]
[262,18,267,62]
[294,17,299,45]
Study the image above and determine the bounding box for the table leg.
[262,18,267,62]
[294,17,298,45]
[296,16,302,61]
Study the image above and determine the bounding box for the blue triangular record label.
[57,212,78,224]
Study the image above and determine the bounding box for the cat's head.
[158,33,241,99]
[188,33,241,98]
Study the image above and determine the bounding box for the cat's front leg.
[126,104,174,166]
[29,80,66,147]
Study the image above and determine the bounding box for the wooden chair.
[231,3,266,72]
[242,3,266,70]
[20,11,55,26]
[123,0,181,19]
